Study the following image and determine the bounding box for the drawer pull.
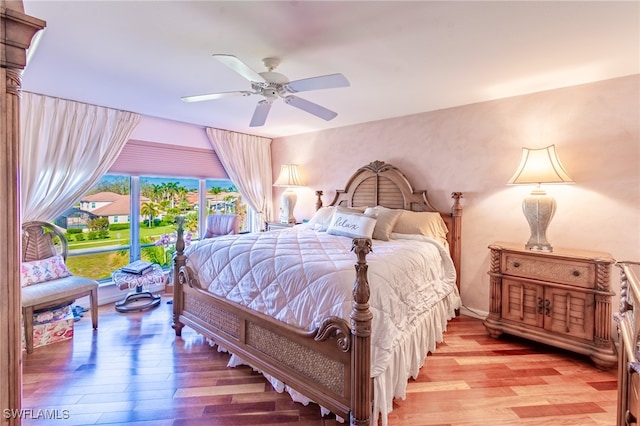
[513,262,520,268]
[572,270,580,277]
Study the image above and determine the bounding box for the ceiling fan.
[181,54,350,127]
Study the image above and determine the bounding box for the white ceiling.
[20,1,639,139]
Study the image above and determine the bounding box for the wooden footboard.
[172,217,373,425]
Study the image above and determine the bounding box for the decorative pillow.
[393,210,449,244]
[327,210,377,239]
[21,255,72,287]
[306,206,335,232]
[364,206,403,241]
[336,205,367,213]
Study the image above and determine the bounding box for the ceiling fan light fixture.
[262,57,280,71]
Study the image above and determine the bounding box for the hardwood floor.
[22,296,618,425]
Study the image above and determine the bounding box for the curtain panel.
[205,128,273,232]
[20,93,140,222]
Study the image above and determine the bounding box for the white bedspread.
[184,226,460,423]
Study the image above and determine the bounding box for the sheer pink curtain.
[20,92,140,222]
[206,128,273,232]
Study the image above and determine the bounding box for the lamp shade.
[508,145,574,185]
[273,164,305,187]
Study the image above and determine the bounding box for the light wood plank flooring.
[22,296,618,425]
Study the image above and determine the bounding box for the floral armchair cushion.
[21,254,72,287]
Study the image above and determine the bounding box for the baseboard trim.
[459,305,488,320]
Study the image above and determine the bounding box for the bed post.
[450,192,463,292]
[172,216,186,336]
[350,237,373,426]
[315,190,323,210]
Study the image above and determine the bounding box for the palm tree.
[150,184,164,203]
[163,182,180,208]
[209,186,223,212]
[140,202,159,227]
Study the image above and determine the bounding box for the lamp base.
[522,193,556,252]
[280,189,297,225]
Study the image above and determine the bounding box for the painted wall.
[130,115,210,149]
[271,75,640,315]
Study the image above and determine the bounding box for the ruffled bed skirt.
[209,289,461,425]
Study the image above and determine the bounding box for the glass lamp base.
[522,194,556,252]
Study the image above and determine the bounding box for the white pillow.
[306,206,335,232]
[364,206,402,241]
[327,210,377,239]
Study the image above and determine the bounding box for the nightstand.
[483,241,616,369]
[264,222,298,231]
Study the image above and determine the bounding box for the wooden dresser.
[616,261,640,426]
[484,242,616,369]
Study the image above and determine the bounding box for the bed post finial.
[450,192,463,293]
[315,190,323,211]
[350,237,372,426]
[172,216,186,336]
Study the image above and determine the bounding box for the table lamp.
[508,144,574,252]
[273,164,305,224]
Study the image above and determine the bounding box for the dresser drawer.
[502,252,595,289]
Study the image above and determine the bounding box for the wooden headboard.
[315,160,463,291]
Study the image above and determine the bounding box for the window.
[54,174,244,282]
[138,177,199,269]
[206,179,247,232]
[56,175,131,281]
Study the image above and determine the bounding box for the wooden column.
[172,216,185,336]
[350,238,372,426]
[0,2,45,424]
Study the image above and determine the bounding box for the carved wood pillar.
[350,238,372,426]
[594,260,613,346]
[0,2,45,424]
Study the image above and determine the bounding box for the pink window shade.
[109,139,228,179]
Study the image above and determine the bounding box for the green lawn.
[67,225,177,250]
[66,224,182,280]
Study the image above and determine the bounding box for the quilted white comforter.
[184,226,460,423]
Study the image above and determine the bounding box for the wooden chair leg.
[23,306,34,354]
[90,287,98,330]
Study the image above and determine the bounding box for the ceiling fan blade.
[250,100,272,127]
[213,54,266,83]
[285,73,350,93]
[181,91,253,103]
[283,95,337,121]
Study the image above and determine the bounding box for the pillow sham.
[393,210,449,245]
[305,206,335,232]
[335,205,367,214]
[327,210,377,239]
[364,206,402,241]
[21,254,72,287]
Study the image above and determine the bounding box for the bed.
[172,160,463,425]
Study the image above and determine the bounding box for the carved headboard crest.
[326,160,440,212]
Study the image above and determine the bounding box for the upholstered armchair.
[21,221,98,353]
[203,214,239,238]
